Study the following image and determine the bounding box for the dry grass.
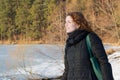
[0,40,44,44]
[106,49,116,55]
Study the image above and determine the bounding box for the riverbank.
[0,40,65,45]
[0,40,44,44]
[1,40,120,46]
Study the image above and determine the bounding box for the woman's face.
[65,16,79,33]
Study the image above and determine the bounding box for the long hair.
[66,12,93,32]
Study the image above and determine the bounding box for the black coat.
[61,29,114,80]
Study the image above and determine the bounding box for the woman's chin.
[66,31,72,34]
[66,30,75,33]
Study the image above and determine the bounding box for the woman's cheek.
[71,24,76,30]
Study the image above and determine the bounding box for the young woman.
[61,12,114,80]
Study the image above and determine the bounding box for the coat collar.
[66,29,89,47]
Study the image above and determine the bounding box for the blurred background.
[0,0,120,80]
[0,0,120,44]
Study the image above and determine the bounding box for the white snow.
[108,51,120,80]
[0,60,64,79]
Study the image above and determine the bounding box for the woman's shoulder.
[88,32,102,42]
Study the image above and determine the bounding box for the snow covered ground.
[0,44,120,80]
[109,51,120,80]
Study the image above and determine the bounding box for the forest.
[0,0,120,44]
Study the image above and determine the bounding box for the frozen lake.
[0,44,64,79]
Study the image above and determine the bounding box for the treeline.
[0,0,120,44]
